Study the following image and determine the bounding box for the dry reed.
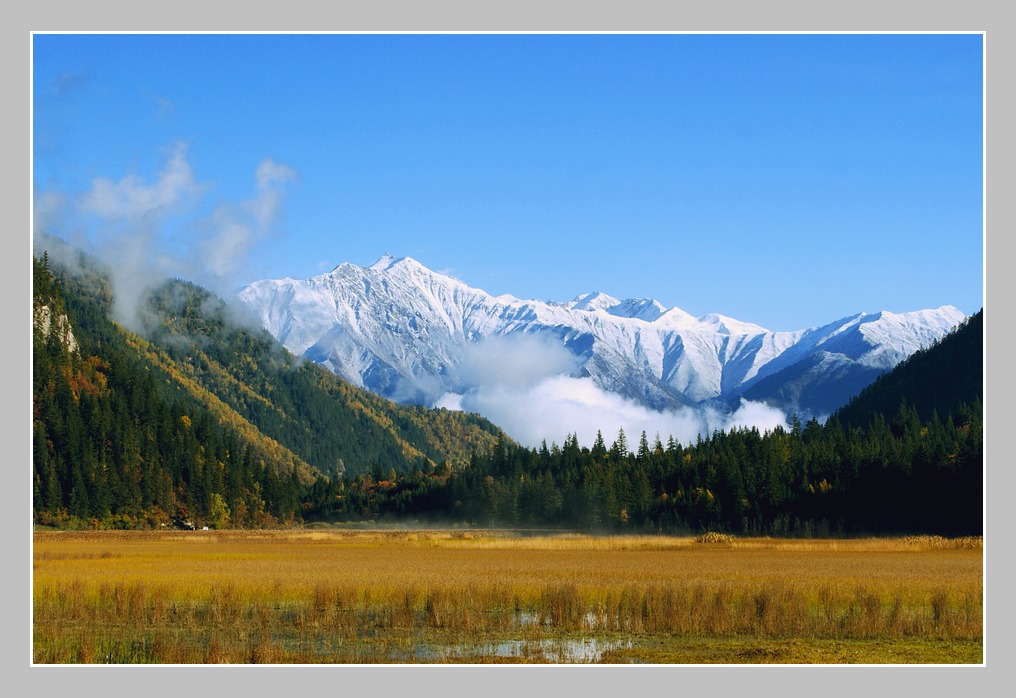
[32,529,983,664]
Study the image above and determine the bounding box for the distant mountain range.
[238,254,968,418]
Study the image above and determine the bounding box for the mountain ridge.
[832,309,983,428]
[239,255,967,418]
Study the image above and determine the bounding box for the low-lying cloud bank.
[435,335,791,449]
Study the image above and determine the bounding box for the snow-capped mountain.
[237,255,968,418]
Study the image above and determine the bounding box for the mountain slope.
[138,277,503,477]
[239,255,968,418]
[832,309,983,428]
[33,238,505,530]
[34,251,309,528]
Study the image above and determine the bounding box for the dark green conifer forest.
[32,242,983,535]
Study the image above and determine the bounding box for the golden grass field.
[32,529,983,664]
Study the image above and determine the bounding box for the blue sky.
[32,33,983,331]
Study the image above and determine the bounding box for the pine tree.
[637,431,651,462]
[610,427,629,461]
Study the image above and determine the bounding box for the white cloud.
[35,144,297,332]
[435,333,790,449]
[434,392,464,411]
[249,158,297,228]
[726,399,793,433]
[199,213,256,279]
[459,333,578,389]
[196,157,296,286]
[255,158,296,188]
[81,142,200,221]
[33,191,65,237]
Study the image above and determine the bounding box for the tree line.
[301,397,982,536]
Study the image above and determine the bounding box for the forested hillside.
[135,277,503,477]
[833,309,983,428]
[32,243,503,529]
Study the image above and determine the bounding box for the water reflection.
[413,637,633,663]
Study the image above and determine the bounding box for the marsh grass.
[32,530,983,664]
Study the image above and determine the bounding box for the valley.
[31,243,985,665]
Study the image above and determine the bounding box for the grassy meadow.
[32,529,983,664]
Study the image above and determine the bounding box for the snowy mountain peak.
[238,255,971,419]
[370,253,403,271]
[566,293,672,323]
[569,291,622,312]
[608,298,670,322]
[698,313,769,335]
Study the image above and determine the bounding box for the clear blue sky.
[32,33,983,331]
